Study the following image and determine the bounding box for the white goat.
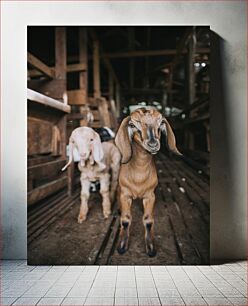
[62,127,121,223]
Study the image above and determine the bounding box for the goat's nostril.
[148,141,158,148]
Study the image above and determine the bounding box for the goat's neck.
[130,142,153,167]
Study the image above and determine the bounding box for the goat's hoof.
[117,245,128,255]
[78,215,86,223]
[147,248,157,257]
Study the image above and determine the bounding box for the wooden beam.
[27,89,71,113]
[28,159,66,181]
[28,63,86,78]
[67,63,86,72]
[27,52,55,78]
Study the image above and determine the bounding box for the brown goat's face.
[128,108,163,154]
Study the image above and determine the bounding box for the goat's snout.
[147,140,159,148]
[145,139,160,153]
[80,153,87,159]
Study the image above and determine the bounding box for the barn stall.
[27,26,210,265]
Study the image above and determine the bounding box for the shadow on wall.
[210,32,246,262]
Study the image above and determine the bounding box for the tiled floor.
[0,260,247,305]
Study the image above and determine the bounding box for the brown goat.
[115,108,181,257]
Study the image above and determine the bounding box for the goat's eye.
[90,138,94,141]
[129,122,136,129]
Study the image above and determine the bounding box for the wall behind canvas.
[1,1,247,260]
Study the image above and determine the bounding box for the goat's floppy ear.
[115,116,132,163]
[92,132,104,163]
[160,118,182,156]
[61,136,74,171]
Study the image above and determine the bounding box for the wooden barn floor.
[28,154,209,266]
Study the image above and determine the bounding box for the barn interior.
[27,26,210,265]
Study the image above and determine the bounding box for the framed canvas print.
[27,26,210,265]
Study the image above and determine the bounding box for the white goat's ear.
[92,132,104,163]
[61,137,74,171]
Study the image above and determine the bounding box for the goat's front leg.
[78,178,91,223]
[117,191,132,255]
[100,173,111,219]
[143,192,156,257]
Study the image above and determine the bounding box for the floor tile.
[139,297,161,305]
[61,297,86,305]
[84,297,114,305]
[160,297,185,305]
[67,285,91,297]
[12,297,40,305]
[204,297,233,305]
[182,297,207,305]
[157,288,180,298]
[37,297,64,305]
[228,297,248,305]
[88,286,115,298]
[115,287,137,298]
[0,297,18,305]
[137,287,158,298]
[115,297,138,305]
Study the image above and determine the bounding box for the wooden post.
[109,73,114,101]
[79,27,88,126]
[128,28,135,89]
[93,39,101,99]
[55,27,67,159]
[188,29,196,105]
[55,27,67,82]
[185,28,196,149]
[116,84,121,118]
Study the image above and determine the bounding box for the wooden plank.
[28,79,67,101]
[28,117,53,156]
[28,155,57,167]
[27,52,55,78]
[158,155,209,263]
[28,63,86,77]
[28,193,79,244]
[67,89,87,105]
[28,176,67,206]
[157,182,201,265]
[67,63,86,73]
[28,159,66,181]
[27,88,71,113]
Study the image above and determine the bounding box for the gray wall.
[1,1,246,260]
